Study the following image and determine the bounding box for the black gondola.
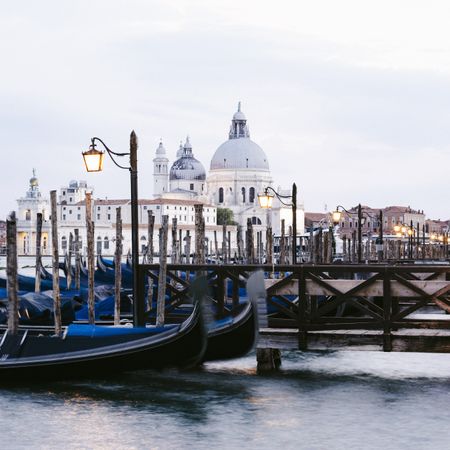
[0,289,207,381]
[203,299,257,362]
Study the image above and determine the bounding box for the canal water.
[1,258,450,448]
[1,351,450,449]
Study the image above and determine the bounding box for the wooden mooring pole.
[34,212,43,293]
[114,207,122,325]
[85,192,95,325]
[66,232,73,290]
[7,212,18,335]
[146,210,154,311]
[51,190,62,336]
[156,215,169,327]
[74,228,81,291]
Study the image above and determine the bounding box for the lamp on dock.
[258,183,297,264]
[82,132,144,327]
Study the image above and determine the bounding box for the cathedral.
[15,104,304,256]
[153,103,287,229]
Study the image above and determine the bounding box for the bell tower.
[153,141,169,197]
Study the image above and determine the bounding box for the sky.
[1,0,450,219]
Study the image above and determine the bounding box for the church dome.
[169,137,206,181]
[155,141,166,155]
[210,103,270,171]
[210,138,269,170]
[29,169,39,187]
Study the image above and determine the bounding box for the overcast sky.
[2,0,450,219]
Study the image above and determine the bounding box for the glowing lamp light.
[394,225,401,233]
[258,191,274,209]
[407,228,413,236]
[82,145,104,172]
[332,210,342,225]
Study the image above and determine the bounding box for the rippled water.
[1,351,450,449]
[2,258,450,448]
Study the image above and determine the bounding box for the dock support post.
[383,270,392,352]
[298,267,308,351]
[256,348,281,372]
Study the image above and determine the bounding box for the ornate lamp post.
[258,183,297,264]
[82,131,144,327]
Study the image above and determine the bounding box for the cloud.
[1,0,450,219]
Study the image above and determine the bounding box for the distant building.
[425,219,449,235]
[304,212,329,230]
[16,170,51,255]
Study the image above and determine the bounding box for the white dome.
[156,141,166,155]
[210,138,270,171]
[233,110,246,121]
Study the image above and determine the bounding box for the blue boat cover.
[67,323,179,338]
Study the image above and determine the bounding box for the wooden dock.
[138,262,450,369]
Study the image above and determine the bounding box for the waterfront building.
[16,170,51,255]
[15,103,304,255]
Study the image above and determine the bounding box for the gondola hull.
[202,300,257,362]
[0,303,206,380]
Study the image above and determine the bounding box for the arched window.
[251,216,262,225]
[249,187,255,203]
[219,187,224,203]
[96,236,102,254]
[61,236,67,251]
[25,210,31,221]
[104,236,109,250]
[241,187,246,203]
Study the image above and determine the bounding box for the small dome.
[210,138,269,171]
[169,137,206,181]
[29,169,39,187]
[170,157,206,181]
[156,141,166,155]
[233,110,246,121]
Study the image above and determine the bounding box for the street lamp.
[82,131,144,327]
[258,183,297,264]
[332,204,383,263]
[332,204,364,263]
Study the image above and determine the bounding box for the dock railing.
[138,263,450,352]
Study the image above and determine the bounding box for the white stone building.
[16,170,51,254]
[16,103,303,256]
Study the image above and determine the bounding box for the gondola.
[0,285,207,381]
[202,299,257,362]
